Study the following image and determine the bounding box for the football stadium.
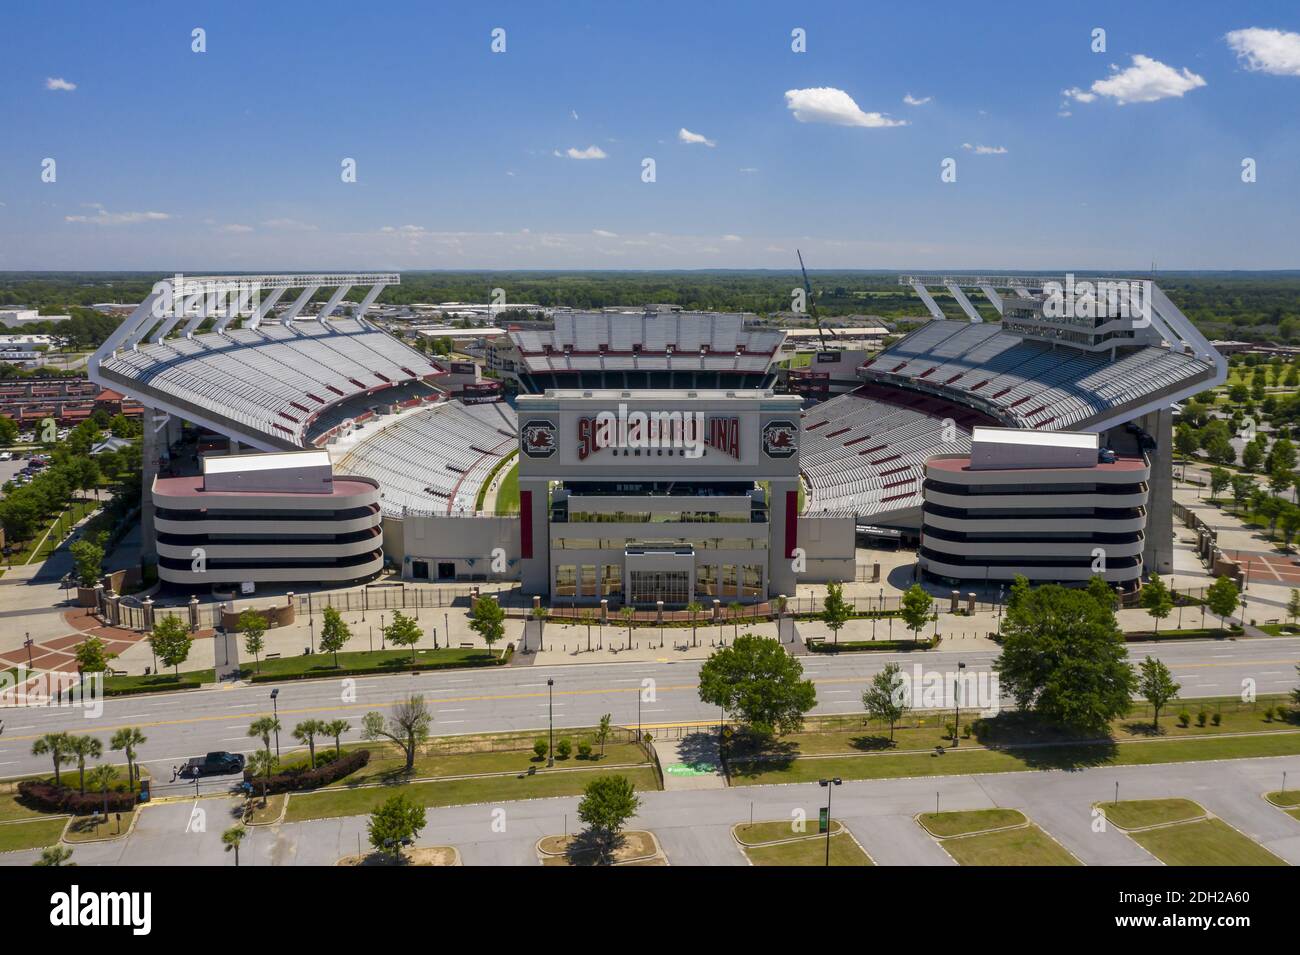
[87,271,1223,603]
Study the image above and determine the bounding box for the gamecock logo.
[762,420,798,458]
[521,419,557,458]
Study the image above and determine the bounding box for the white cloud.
[1225,27,1300,76]
[962,143,1008,155]
[784,87,907,127]
[261,218,317,231]
[45,77,76,92]
[571,109,579,120]
[738,167,758,173]
[678,127,716,147]
[65,203,170,225]
[560,145,607,160]
[381,224,427,234]
[902,93,931,106]
[219,223,254,233]
[592,229,618,238]
[1066,54,1206,105]
[722,234,742,242]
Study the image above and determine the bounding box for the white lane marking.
[437,709,467,713]
[440,720,466,725]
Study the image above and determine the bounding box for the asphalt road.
[1,635,1297,790]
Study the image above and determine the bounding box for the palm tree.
[248,716,280,763]
[579,609,596,652]
[222,825,247,866]
[292,720,324,767]
[109,727,146,792]
[87,764,117,819]
[618,606,636,650]
[685,601,702,648]
[597,713,612,759]
[246,750,276,805]
[34,846,74,867]
[68,735,103,794]
[31,732,73,787]
[321,719,351,758]
[728,601,743,641]
[528,605,547,652]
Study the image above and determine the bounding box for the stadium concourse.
[85,271,1223,601]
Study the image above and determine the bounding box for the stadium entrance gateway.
[516,389,854,607]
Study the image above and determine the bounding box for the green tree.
[579,609,596,652]
[1173,422,1199,466]
[596,713,612,758]
[321,718,351,758]
[577,774,641,861]
[1241,441,1263,472]
[697,634,817,736]
[383,610,422,664]
[31,732,73,787]
[68,735,103,794]
[1205,576,1240,632]
[468,596,506,653]
[68,537,104,587]
[73,635,116,674]
[34,846,74,867]
[238,610,267,673]
[821,581,851,645]
[1288,588,1300,624]
[1139,576,1174,635]
[248,716,280,767]
[992,581,1135,735]
[900,583,934,644]
[1086,575,1117,611]
[292,719,325,767]
[0,415,18,447]
[1136,657,1181,730]
[618,605,636,648]
[87,764,117,817]
[1281,505,1300,551]
[109,727,146,792]
[246,749,277,803]
[1208,466,1231,501]
[148,615,193,677]
[318,606,351,667]
[368,793,427,862]
[685,600,703,648]
[862,661,910,742]
[361,694,432,773]
[222,825,247,866]
[1230,474,1253,514]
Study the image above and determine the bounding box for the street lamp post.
[547,679,555,767]
[819,777,842,866]
[444,612,450,652]
[270,688,280,757]
[24,634,34,670]
[953,662,966,747]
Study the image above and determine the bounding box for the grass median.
[920,810,1079,867]
[0,817,70,853]
[284,765,660,822]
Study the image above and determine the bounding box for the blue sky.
[2,0,1300,270]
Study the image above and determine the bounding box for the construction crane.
[797,249,837,348]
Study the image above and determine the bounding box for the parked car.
[179,751,246,778]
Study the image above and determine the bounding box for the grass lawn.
[919,808,1025,838]
[245,794,286,825]
[733,819,842,846]
[728,728,1300,786]
[103,669,214,694]
[275,739,648,788]
[285,765,659,822]
[1265,789,1300,821]
[62,810,134,844]
[1099,798,1205,830]
[0,787,53,823]
[1129,818,1287,866]
[494,461,519,515]
[743,831,873,866]
[0,818,69,853]
[935,824,1080,866]
[23,499,101,564]
[244,647,504,681]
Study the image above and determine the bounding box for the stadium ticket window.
[601,564,622,597]
[580,564,597,598]
[742,564,763,599]
[722,564,738,597]
[555,565,577,598]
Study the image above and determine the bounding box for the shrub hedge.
[18,779,136,815]
[242,748,370,795]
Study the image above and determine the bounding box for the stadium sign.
[762,419,799,458]
[575,404,740,461]
[521,419,558,457]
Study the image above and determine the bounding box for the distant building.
[0,309,71,328]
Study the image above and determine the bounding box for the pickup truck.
[180,751,246,778]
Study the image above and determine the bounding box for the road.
[2,635,1296,789]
